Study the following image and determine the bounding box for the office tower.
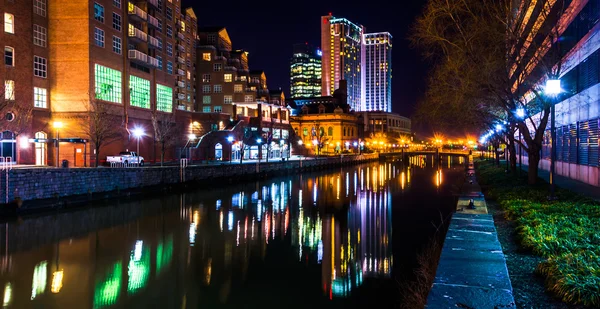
[364,32,392,112]
[321,14,365,111]
[290,43,322,98]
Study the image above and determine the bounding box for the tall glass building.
[321,14,365,111]
[290,43,322,98]
[364,33,392,112]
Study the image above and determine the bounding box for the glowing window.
[156,84,172,112]
[94,64,122,103]
[129,75,150,109]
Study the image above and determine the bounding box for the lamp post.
[227,136,234,163]
[546,78,561,200]
[132,128,144,166]
[53,121,63,167]
[516,107,526,176]
[256,138,262,173]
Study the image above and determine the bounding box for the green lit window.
[156,84,172,112]
[129,75,150,109]
[94,64,122,103]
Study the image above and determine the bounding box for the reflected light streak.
[51,270,63,293]
[313,180,318,204]
[3,283,11,306]
[219,210,224,232]
[31,260,48,300]
[257,200,262,222]
[336,176,340,200]
[400,172,406,190]
[298,189,302,208]
[236,221,240,246]
[228,211,234,231]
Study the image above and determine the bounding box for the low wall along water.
[0,154,378,206]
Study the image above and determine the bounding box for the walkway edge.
[425,156,516,308]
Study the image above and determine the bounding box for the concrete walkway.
[519,163,600,201]
[426,158,515,308]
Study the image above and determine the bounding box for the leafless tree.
[412,0,570,184]
[82,95,121,167]
[151,109,179,166]
[0,72,33,138]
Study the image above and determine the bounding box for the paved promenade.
[426,158,515,308]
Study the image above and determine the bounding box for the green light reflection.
[93,261,122,309]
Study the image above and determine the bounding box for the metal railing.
[128,24,147,42]
[127,2,147,20]
[180,158,188,182]
[1,157,13,204]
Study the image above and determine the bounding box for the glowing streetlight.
[516,107,526,119]
[132,128,144,165]
[226,136,234,143]
[297,140,303,145]
[545,79,561,96]
[188,134,197,140]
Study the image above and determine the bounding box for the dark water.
[0,156,465,309]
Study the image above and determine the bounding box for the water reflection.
[0,156,464,308]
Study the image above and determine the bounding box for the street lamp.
[53,121,63,167]
[226,136,234,162]
[132,128,144,165]
[546,78,561,200]
[515,107,526,176]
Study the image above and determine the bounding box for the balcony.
[224,66,237,72]
[147,14,159,28]
[147,55,160,68]
[177,69,185,76]
[177,56,185,64]
[127,3,147,21]
[128,49,148,65]
[148,35,160,49]
[177,32,185,41]
[178,44,185,52]
[177,81,186,88]
[177,104,187,111]
[128,24,147,42]
[177,93,186,100]
[147,0,158,8]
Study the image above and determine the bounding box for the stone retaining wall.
[0,154,378,204]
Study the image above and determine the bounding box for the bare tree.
[412,0,570,184]
[151,109,179,166]
[82,95,121,167]
[0,72,33,138]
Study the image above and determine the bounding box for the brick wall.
[0,154,378,203]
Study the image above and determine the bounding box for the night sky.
[183,0,430,118]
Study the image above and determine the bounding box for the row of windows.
[94,64,174,111]
[201,106,222,113]
[4,14,48,47]
[3,81,48,108]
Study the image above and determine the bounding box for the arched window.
[319,127,325,137]
[215,143,223,160]
[303,128,308,136]
[328,127,333,136]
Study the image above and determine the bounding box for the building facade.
[193,27,293,162]
[321,14,365,112]
[290,81,361,155]
[363,32,392,112]
[1,0,198,166]
[290,43,321,98]
[356,111,410,138]
[1,0,51,164]
[514,0,600,186]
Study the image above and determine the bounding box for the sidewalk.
[517,162,600,201]
[427,158,515,308]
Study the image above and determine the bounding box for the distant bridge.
[379,149,470,158]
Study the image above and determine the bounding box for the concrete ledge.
[426,156,515,308]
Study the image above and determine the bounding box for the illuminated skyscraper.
[364,32,392,112]
[290,44,322,98]
[321,14,365,111]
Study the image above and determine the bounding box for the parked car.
[106,151,144,166]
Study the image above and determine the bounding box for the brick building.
[1,0,51,164]
[2,0,198,166]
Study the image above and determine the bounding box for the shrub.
[477,160,600,307]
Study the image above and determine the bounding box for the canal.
[0,156,465,308]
